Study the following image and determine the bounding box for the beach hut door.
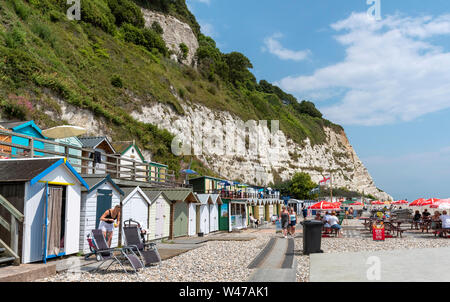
[95,190,112,228]
[44,186,66,260]
[155,199,164,239]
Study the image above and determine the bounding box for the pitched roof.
[112,141,146,162]
[0,158,61,182]
[0,120,45,138]
[143,188,198,203]
[121,186,152,205]
[79,136,115,152]
[80,174,124,195]
[0,158,88,189]
[196,194,213,205]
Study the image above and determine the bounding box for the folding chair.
[91,229,144,275]
[123,219,162,267]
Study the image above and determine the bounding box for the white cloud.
[199,20,217,38]
[263,33,310,62]
[278,13,450,126]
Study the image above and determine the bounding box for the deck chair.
[91,229,144,274]
[123,220,161,267]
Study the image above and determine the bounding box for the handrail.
[0,129,184,186]
[0,194,24,222]
[0,194,22,265]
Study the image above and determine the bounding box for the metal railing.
[0,194,24,265]
[0,129,188,188]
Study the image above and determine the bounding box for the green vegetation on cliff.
[0,0,343,178]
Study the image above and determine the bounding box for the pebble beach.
[37,219,450,282]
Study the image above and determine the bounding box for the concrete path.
[310,246,450,282]
[247,237,297,282]
[0,263,56,282]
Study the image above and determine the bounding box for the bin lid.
[301,220,323,225]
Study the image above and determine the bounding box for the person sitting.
[431,211,441,231]
[422,209,431,220]
[327,212,342,237]
[413,210,421,230]
[314,212,322,221]
[440,210,450,236]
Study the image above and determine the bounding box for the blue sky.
[186,0,450,201]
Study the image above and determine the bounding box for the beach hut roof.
[140,189,170,204]
[0,120,46,138]
[196,193,213,205]
[120,186,153,205]
[0,157,88,189]
[79,136,116,153]
[210,194,223,205]
[80,174,124,195]
[112,141,146,162]
[144,188,198,203]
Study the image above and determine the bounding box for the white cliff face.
[141,9,199,66]
[131,102,392,201]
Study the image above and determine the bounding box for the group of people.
[315,211,343,237]
[413,209,450,235]
[280,206,298,238]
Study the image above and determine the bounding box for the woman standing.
[280,206,290,238]
[99,204,121,247]
[288,207,297,237]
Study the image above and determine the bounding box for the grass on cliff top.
[0,0,343,177]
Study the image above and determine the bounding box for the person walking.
[280,206,290,238]
[288,207,297,237]
[302,205,308,221]
[98,204,121,247]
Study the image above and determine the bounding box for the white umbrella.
[42,125,87,139]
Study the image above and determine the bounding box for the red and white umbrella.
[392,200,408,205]
[430,199,450,209]
[371,200,384,205]
[309,201,341,210]
[349,202,364,206]
[409,198,426,206]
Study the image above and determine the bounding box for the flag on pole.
[310,186,320,194]
[319,176,331,185]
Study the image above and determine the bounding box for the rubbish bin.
[301,220,324,255]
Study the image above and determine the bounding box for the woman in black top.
[99,205,121,247]
[413,210,421,230]
[280,206,290,238]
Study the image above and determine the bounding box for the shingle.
[78,137,107,148]
[0,158,61,182]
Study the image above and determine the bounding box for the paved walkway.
[247,236,297,282]
[310,246,450,282]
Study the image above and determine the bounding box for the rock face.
[131,102,392,201]
[141,9,198,66]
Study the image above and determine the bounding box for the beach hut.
[78,175,124,254]
[121,186,151,238]
[188,176,225,194]
[145,189,198,239]
[142,190,172,240]
[0,120,46,156]
[0,158,88,263]
[196,194,212,235]
[112,141,147,181]
[188,196,198,237]
[44,136,83,173]
[79,137,116,175]
[209,194,222,233]
[0,125,12,157]
[148,162,169,183]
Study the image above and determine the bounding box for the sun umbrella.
[42,125,87,139]
[309,201,341,210]
[430,199,450,208]
[392,200,408,205]
[219,180,231,187]
[371,200,384,205]
[237,184,249,188]
[409,198,426,206]
[180,169,198,175]
[417,198,440,206]
[349,202,364,206]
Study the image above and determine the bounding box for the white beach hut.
[196,194,212,235]
[78,175,124,254]
[121,186,151,233]
[209,194,222,233]
[142,190,171,240]
[0,158,88,264]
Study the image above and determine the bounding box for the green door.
[173,201,188,237]
[219,200,229,231]
[96,189,112,228]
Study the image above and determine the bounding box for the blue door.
[95,189,112,228]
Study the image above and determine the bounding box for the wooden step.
[0,256,15,265]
